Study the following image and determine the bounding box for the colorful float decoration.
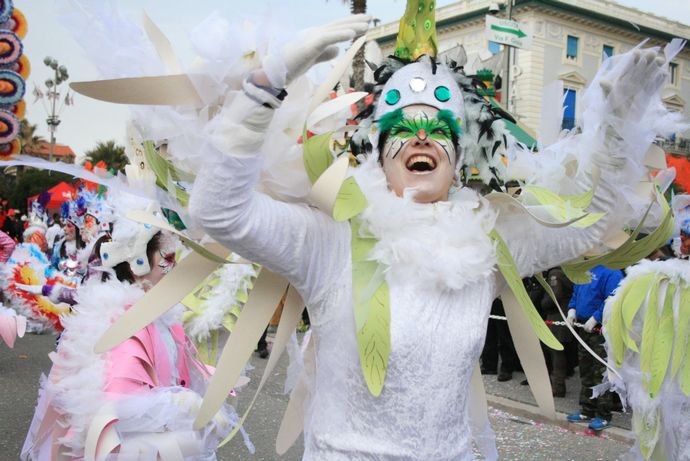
[0,1,27,160]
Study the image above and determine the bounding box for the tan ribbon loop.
[275,335,314,454]
[142,12,182,74]
[501,287,557,420]
[84,405,120,461]
[194,269,290,430]
[217,284,304,447]
[70,74,204,107]
[307,155,350,216]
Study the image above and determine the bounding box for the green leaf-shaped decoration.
[681,325,690,396]
[143,140,193,207]
[522,185,602,229]
[633,409,661,460]
[562,188,594,210]
[490,229,563,351]
[562,264,593,285]
[621,273,658,352]
[303,131,334,184]
[351,218,391,396]
[333,177,368,222]
[649,284,676,397]
[606,285,627,367]
[671,284,690,378]
[562,194,673,284]
[640,279,663,392]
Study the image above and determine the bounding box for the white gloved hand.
[262,14,371,88]
[566,309,577,327]
[14,283,43,295]
[583,316,598,333]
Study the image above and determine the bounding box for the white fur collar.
[351,155,498,292]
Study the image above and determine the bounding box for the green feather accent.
[633,409,661,460]
[351,219,391,396]
[490,229,563,351]
[333,177,368,222]
[377,109,404,134]
[649,283,675,397]
[562,193,673,284]
[640,278,664,392]
[671,284,690,379]
[436,109,462,137]
[303,130,334,184]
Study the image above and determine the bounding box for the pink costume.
[0,229,15,263]
[21,279,238,461]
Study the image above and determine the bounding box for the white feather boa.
[352,155,498,292]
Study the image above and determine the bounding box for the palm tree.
[348,0,368,93]
[83,140,129,173]
[18,119,47,154]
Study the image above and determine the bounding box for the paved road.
[1,333,632,460]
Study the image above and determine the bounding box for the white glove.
[584,316,598,333]
[14,283,43,295]
[566,309,576,327]
[262,14,371,88]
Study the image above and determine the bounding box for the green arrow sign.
[490,24,527,38]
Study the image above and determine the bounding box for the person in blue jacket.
[565,265,623,431]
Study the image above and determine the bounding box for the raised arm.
[189,15,370,301]
[496,42,683,277]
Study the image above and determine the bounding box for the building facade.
[369,0,690,155]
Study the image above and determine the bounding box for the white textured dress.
[189,86,621,460]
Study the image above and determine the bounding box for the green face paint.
[379,108,459,163]
[385,111,457,144]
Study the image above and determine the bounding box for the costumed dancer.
[2,240,70,333]
[184,8,683,461]
[21,194,251,460]
[602,194,690,460]
[22,193,51,253]
[59,1,685,459]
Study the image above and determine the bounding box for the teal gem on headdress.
[424,19,432,31]
[435,85,451,102]
[385,89,401,105]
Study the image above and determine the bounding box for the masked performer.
[21,198,248,461]
[56,1,684,458]
[184,9,683,461]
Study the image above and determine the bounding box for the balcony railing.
[658,138,690,156]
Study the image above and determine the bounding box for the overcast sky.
[18,0,690,157]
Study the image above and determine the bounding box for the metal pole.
[48,66,58,162]
[503,0,514,111]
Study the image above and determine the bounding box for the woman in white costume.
[186,8,684,461]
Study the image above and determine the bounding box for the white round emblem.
[409,77,426,92]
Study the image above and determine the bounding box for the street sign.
[485,15,531,50]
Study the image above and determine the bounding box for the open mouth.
[405,154,437,172]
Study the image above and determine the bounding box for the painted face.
[137,249,176,289]
[379,104,460,203]
[63,221,76,241]
[82,215,99,243]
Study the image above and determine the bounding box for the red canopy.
[666,154,690,194]
[28,182,76,210]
